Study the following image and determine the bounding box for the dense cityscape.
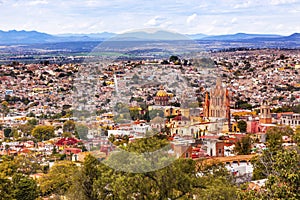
[1,0,300,199]
[0,47,299,199]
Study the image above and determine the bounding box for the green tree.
[107,158,197,199]
[0,173,13,200]
[292,126,300,145]
[234,135,252,155]
[27,118,38,126]
[169,55,179,63]
[234,115,240,122]
[252,126,294,180]
[63,120,76,133]
[266,126,293,152]
[12,174,39,200]
[244,149,300,199]
[62,131,72,138]
[262,150,300,199]
[13,155,41,175]
[0,160,39,200]
[237,120,247,133]
[1,101,10,118]
[0,156,18,176]
[271,105,292,113]
[0,155,40,176]
[4,127,12,138]
[39,161,78,197]
[251,149,275,180]
[45,135,243,200]
[194,161,238,200]
[75,124,89,140]
[108,134,115,143]
[26,112,35,118]
[11,128,20,140]
[32,125,55,141]
[67,154,107,200]
[129,107,141,120]
[121,136,169,154]
[17,123,34,136]
[195,177,238,200]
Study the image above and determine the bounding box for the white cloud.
[233,1,252,9]
[145,16,165,26]
[270,0,297,5]
[186,13,197,24]
[0,0,300,35]
[231,17,237,23]
[28,0,48,6]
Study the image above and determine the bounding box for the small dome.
[156,89,168,97]
[151,115,165,124]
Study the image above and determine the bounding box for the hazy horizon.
[1,0,300,35]
[0,29,296,37]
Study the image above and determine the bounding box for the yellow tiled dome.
[156,90,168,97]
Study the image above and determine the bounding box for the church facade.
[203,77,231,133]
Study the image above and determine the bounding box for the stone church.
[203,77,231,133]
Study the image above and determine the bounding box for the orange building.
[259,101,272,124]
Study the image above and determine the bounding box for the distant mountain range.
[0,30,55,44]
[0,29,299,44]
[202,33,281,40]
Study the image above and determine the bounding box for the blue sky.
[0,0,300,35]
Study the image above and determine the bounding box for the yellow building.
[231,122,241,132]
[164,107,180,117]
